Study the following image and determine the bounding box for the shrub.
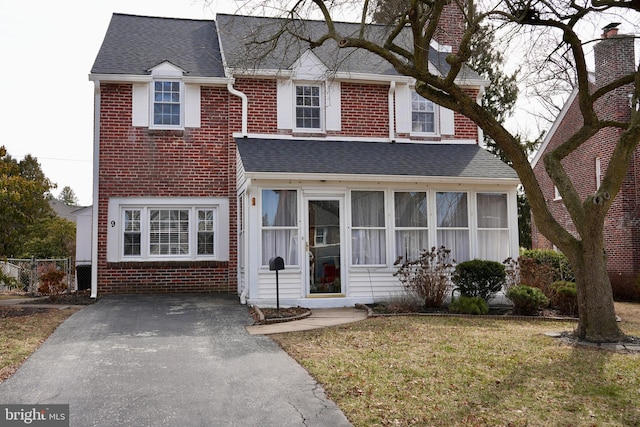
[394,246,454,308]
[37,269,67,300]
[503,257,520,291]
[452,259,505,301]
[519,249,574,296]
[549,280,578,316]
[506,285,549,315]
[448,296,489,315]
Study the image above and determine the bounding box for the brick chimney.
[593,23,635,88]
[434,2,465,54]
[592,23,636,122]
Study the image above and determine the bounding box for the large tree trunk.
[569,238,626,343]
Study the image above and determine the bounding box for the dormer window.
[153,81,182,127]
[411,90,436,133]
[295,84,322,130]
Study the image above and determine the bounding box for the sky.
[1,1,635,206]
[0,0,240,206]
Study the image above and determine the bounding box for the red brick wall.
[97,83,237,294]
[435,2,465,53]
[531,34,640,277]
[341,83,389,137]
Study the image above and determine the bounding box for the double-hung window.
[394,192,429,262]
[351,191,386,265]
[476,193,509,262]
[120,207,216,259]
[295,85,322,130]
[436,192,470,262]
[411,90,436,133]
[153,80,182,127]
[261,190,298,266]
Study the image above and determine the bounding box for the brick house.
[88,10,520,307]
[531,24,640,290]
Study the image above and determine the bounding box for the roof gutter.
[243,171,520,186]
[227,79,248,137]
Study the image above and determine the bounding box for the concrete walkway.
[0,295,353,426]
[246,307,368,335]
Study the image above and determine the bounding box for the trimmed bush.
[452,259,505,301]
[506,285,549,315]
[550,280,578,316]
[448,296,489,315]
[610,274,640,302]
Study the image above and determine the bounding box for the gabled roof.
[91,14,224,77]
[236,139,518,181]
[216,14,483,82]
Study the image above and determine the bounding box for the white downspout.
[90,80,101,299]
[228,79,248,302]
[388,81,396,142]
[227,79,248,137]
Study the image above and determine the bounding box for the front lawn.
[272,302,640,426]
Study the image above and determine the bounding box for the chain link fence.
[0,258,73,294]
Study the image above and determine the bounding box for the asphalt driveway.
[0,295,352,426]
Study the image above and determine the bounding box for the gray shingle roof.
[236,138,518,180]
[216,14,481,80]
[91,14,224,77]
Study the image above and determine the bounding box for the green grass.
[0,306,80,383]
[272,302,640,426]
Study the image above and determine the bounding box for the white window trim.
[554,186,562,201]
[260,189,300,267]
[107,197,229,262]
[349,189,387,267]
[595,157,602,190]
[293,83,325,133]
[410,89,439,136]
[149,79,185,130]
[392,191,429,263]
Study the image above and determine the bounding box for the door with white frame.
[305,197,344,295]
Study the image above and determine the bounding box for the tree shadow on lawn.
[449,339,640,426]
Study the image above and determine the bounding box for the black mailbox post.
[269,256,285,310]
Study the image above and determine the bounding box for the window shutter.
[325,81,341,131]
[132,83,149,127]
[277,79,293,130]
[440,106,455,135]
[395,84,410,133]
[184,84,201,128]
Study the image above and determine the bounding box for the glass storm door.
[308,199,341,294]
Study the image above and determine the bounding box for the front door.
[307,199,342,294]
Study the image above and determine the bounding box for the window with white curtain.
[411,90,436,133]
[261,190,298,266]
[394,192,428,262]
[436,192,470,262]
[477,193,509,262]
[351,191,386,265]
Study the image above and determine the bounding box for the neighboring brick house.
[88,11,520,307]
[531,24,640,289]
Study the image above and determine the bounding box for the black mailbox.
[269,256,285,271]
